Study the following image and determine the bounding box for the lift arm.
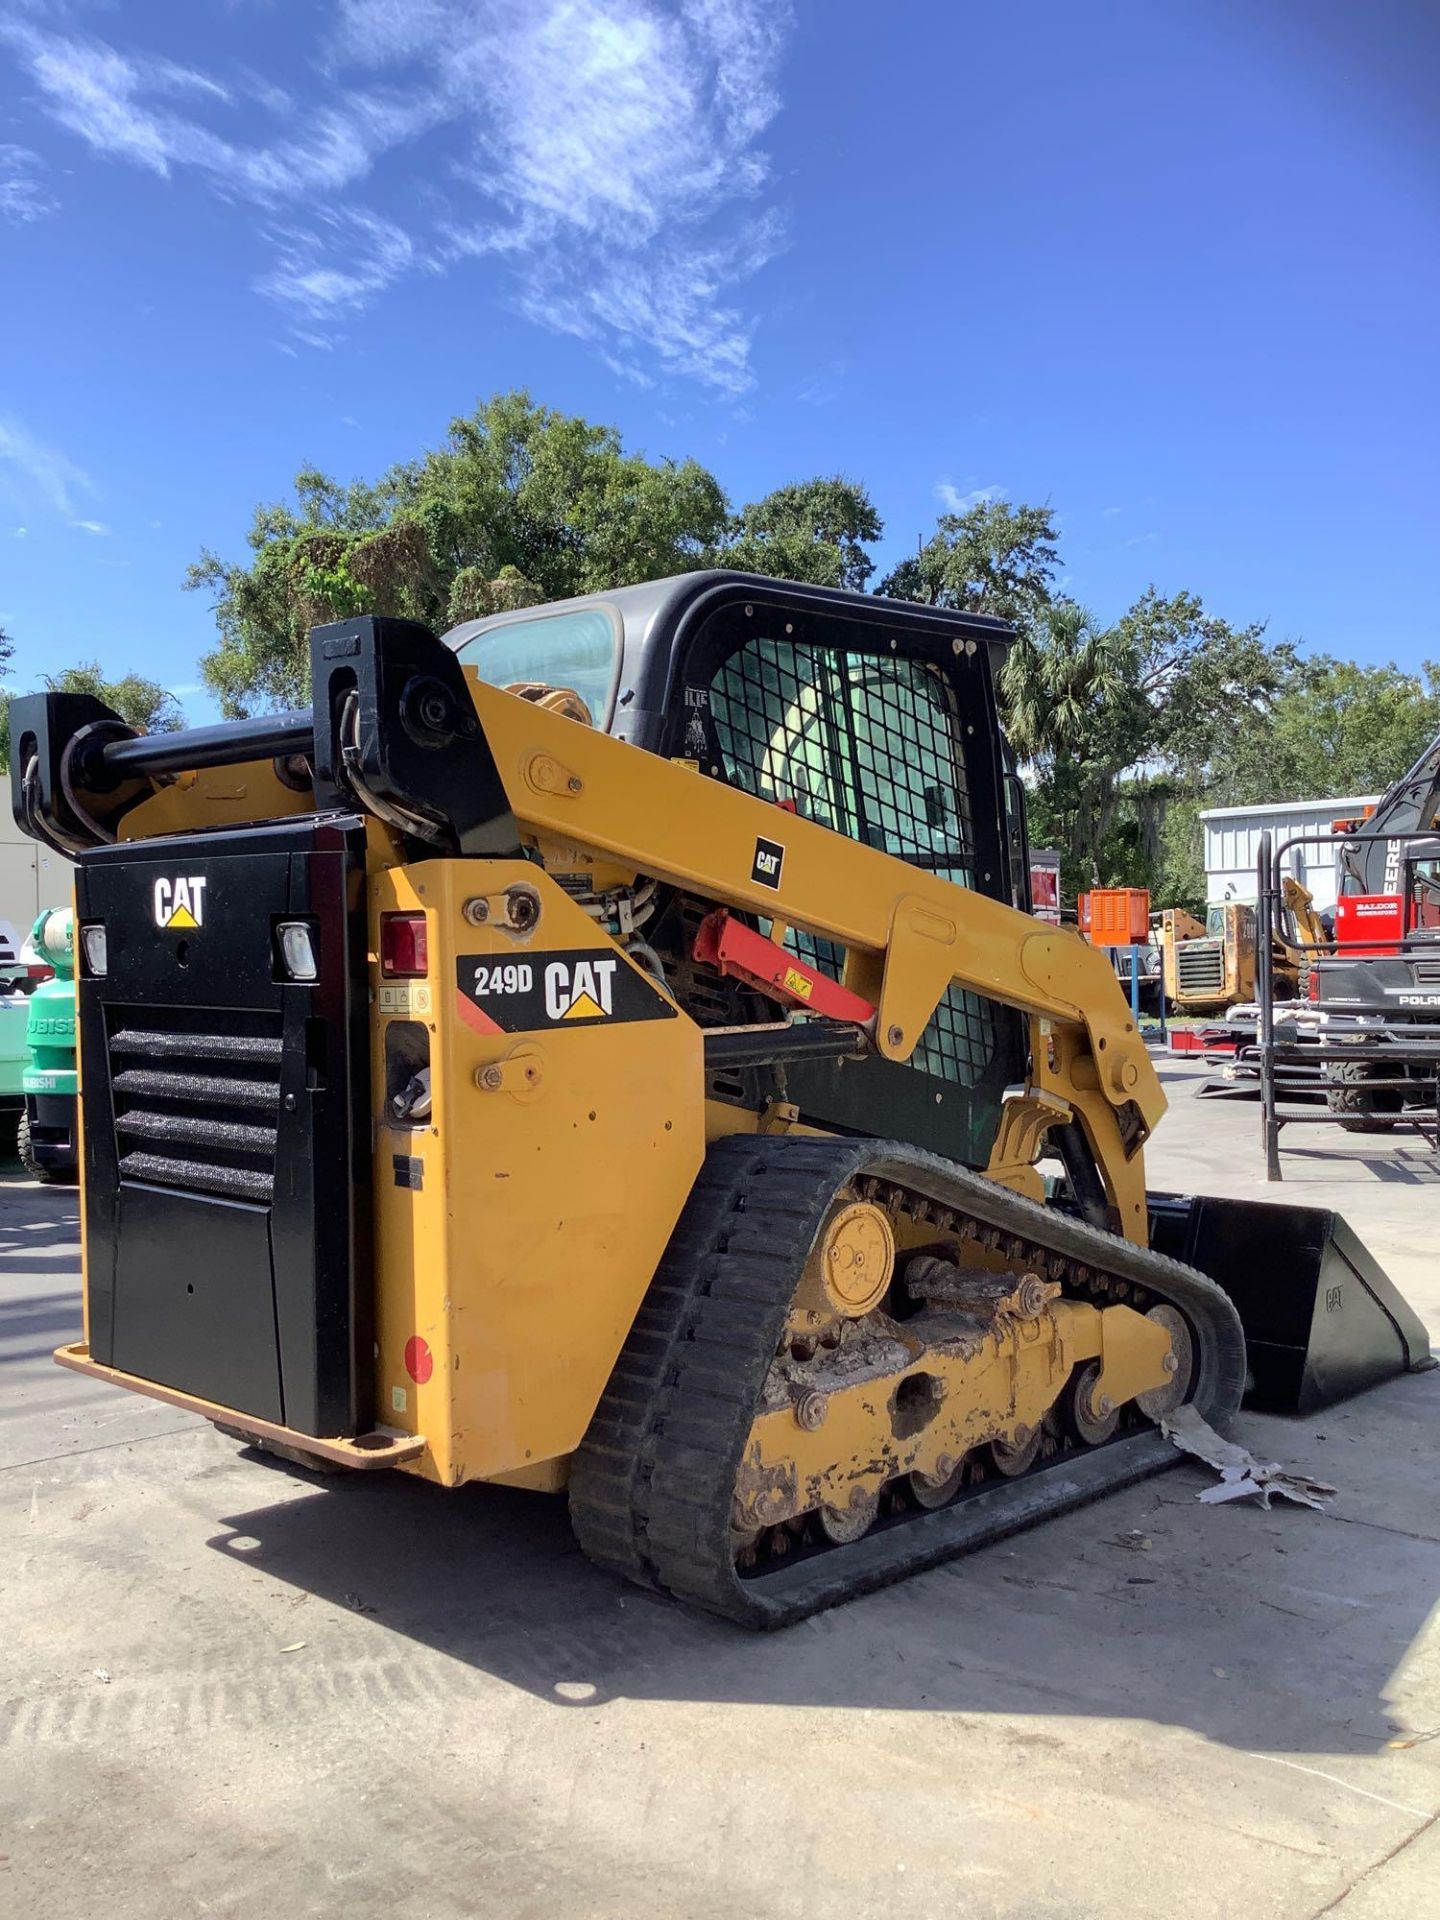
[11,615,1162,1234]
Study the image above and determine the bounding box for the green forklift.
[18,907,77,1182]
[0,918,36,1147]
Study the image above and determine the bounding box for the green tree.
[44,661,183,733]
[721,477,882,591]
[879,499,1060,628]
[1004,588,1290,893]
[0,625,16,770]
[1107,588,1290,782]
[999,600,1132,886]
[1211,656,1440,804]
[188,391,731,715]
[1154,795,1208,917]
[1001,600,1128,763]
[881,502,1291,898]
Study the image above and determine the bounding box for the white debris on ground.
[1161,1405,1338,1511]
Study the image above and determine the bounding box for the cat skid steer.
[13,574,1429,1624]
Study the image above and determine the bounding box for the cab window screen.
[708,637,976,885]
[707,633,995,1087]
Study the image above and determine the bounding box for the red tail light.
[1307,966,1320,1003]
[381,912,429,977]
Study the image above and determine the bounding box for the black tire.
[1327,1056,1403,1134]
[18,1110,50,1181]
[17,1109,75,1183]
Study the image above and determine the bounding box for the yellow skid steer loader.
[13,574,1428,1625]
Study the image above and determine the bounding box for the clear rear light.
[276,919,319,982]
[381,912,428,978]
[79,924,108,978]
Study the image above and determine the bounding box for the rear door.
[75,815,371,1436]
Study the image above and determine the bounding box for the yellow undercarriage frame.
[737,1295,1174,1536]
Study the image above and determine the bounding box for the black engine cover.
[75,815,371,1437]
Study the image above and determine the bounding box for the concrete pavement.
[1,1062,1437,1918]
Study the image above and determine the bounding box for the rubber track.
[569,1135,1247,1628]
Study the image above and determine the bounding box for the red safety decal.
[454,988,504,1036]
[404,1336,434,1385]
[692,910,876,1027]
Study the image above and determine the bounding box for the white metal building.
[0,805,72,926]
[1199,795,1379,911]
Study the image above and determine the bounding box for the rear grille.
[1177,940,1225,994]
[108,1014,283,1202]
[1413,958,1440,985]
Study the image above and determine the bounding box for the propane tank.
[28,906,74,977]
[24,907,75,1077]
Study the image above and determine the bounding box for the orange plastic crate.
[1086,887,1150,947]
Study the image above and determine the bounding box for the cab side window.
[1411,857,1440,934]
[706,630,995,1088]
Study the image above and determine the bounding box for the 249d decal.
[455,949,677,1035]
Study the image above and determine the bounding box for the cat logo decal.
[153,875,208,931]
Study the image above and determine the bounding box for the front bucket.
[1148,1193,1435,1413]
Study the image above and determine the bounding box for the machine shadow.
[207,1371,1440,1761]
[0,1184,82,1369]
[0,1174,81,1258]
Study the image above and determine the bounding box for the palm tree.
[1000,601,1133,883]
[1000,600,1127,767]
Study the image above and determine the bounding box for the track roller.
[570,1134,1246,1627]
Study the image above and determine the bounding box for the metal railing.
[1256,828,1440,1179]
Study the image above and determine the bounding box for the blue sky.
[0,0,1436,721]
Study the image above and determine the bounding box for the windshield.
[454,606,621,729]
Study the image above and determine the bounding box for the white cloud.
[350,0,791,389]
[0,416,94,518]
[0,143,55,223]
[1,1,792,389]
[72,518,110,535]
[1103,505,1123,517]
[936,481,1004,514]
[504,207,785,392]
[1,20,407,199]
[257,207,415,321]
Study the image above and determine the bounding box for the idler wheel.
[989,1424,1042,1477]
[1135,1304,1194,1421]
